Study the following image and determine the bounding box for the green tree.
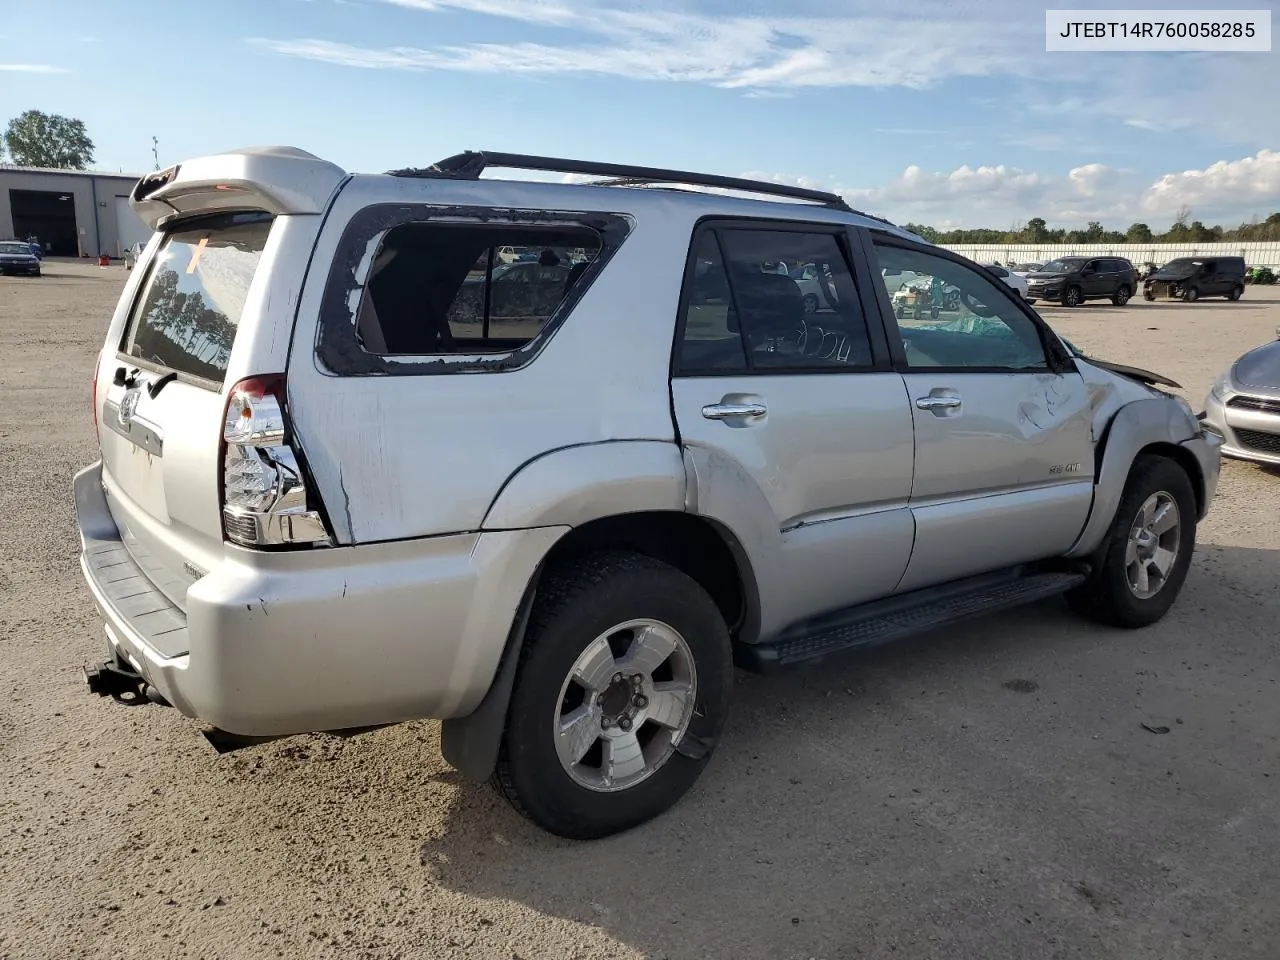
[3,109,95,169]
[1125,222,1154,243]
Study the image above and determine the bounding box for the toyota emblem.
[119,389,140,427]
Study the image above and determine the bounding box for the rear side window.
[120,213,272,385]
[355,224,601,355]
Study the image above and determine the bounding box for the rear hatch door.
[96,212,274,614]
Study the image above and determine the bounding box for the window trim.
[858,231,1076,376]
[670,216,893,379]
[314,203,631,377]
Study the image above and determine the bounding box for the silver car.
[1202,331,1280,465]
[75,146,1221,839]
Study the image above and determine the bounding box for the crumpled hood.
[1233,338,1280,390]
[1027,271,1068,281]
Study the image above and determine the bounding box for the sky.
[3,0,1280,230]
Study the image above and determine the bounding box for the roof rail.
[387,150,856,212]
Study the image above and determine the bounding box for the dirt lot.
[1,261,1278,960]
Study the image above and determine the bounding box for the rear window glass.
[120,213,273,384]
[355,223,602,355]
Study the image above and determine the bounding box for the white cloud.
[1142,150,1280,217]
[250,0,1044,90]
[0,64,67,74]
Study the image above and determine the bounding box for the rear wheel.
[493,552,733,839]
[1067,456,1197,629]
[1112,285,1131,306]
[1062,285,1083,308]
[1228,285,1244,301]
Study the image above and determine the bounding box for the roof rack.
[387,150,856,213]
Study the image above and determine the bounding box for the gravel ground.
[1,262,1278,960]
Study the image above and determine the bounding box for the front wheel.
[1183,285,1200,302]
[1067,456,1197,629]
[1062,285,1083,308]
[493,552,733,839]
[1112,285,1131,306]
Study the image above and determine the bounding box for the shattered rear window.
[354,224,602,355]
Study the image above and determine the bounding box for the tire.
[1067,455,1197,629]
[1183,285,1199,302]
[1228,285,1243,301]
[492,551,733,839]
[1112,285,1131,306]
[1143,288,1155,301]
[1062,285,1083,308]
[802,293,818,315]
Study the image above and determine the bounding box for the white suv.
[77,146,1220,839]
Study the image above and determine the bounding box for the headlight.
[1209,375,1230,401]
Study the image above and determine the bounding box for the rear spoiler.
[131,146,348,229]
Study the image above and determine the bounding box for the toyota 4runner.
[76,147,1222,839]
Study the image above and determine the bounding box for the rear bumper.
[75,461,566,736]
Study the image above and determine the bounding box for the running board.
[738,568,1087,672]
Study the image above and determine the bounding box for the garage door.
[114,195,153,257]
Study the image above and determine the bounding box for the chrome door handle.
[702,401,767,421]
[915,396,962,410]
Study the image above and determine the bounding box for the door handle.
[915,396,962,410]
[702,401,767,421]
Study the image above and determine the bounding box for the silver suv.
[76,146,1222,839]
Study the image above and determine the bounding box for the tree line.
[904,208,1280,246]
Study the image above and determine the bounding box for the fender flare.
[443,440,687,781]
[480,440,686,530]
[1066,397,1201,558]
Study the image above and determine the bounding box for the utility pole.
[152,136,159,170]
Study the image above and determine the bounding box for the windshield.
[1158,258,1202,273]
[0,242,31,255]
[1039,258,1085,273]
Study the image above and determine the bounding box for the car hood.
[0,254,37,262]
[1026,272,1068,281]
[1232,338,1280,390]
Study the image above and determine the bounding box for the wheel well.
[1138,442,1205,516]
[540,512,758,641]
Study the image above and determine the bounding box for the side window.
[870,242,1049,370]
[355,224,598,355]
[676,228,875,373]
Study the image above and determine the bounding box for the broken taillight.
[220,374,332,548]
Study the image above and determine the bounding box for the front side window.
[354,224,600,355]
[120,212,272,385]
[871,242,1049,370]
[676,226,874,374]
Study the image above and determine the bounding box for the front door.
[670,223,915,638]
[864,238,1095,593]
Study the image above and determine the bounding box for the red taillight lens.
[219,374,332,549]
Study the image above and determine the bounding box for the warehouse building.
[0,165,150,258]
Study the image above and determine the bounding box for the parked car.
[982,262,1031,302]
[0,240,42,276]
[1010,262,1043,278]
[1144,257,1246,302]
[1201,331,1280,465]
[1025,256,1137,307]
[77,145,1221,840]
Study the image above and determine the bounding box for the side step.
[738,568,1087,672]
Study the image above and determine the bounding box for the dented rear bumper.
[75,461,564,737]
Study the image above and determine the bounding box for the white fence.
[941,242,1280,267]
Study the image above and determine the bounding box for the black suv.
[1025,256,1137,308]
[1143,256,1246,302]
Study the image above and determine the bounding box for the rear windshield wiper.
[147,371,178,398]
